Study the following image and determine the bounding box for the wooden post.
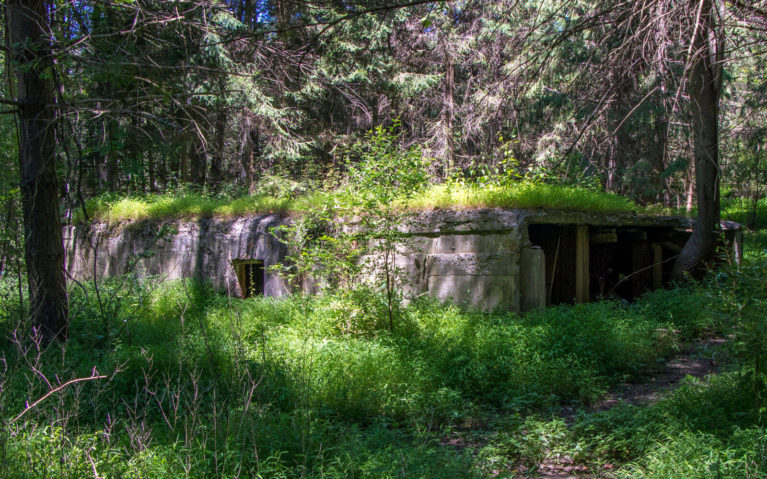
[575,225,590,303]
[652,243,663,290]
[733,231,743,265]
[233,261,246,297]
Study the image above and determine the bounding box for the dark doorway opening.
[528,223,686,305]
[233,260,265,298]
[528,224,578,305]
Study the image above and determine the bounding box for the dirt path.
[595,336,725,410]
[440,336,726,478]
[534,335,726,478]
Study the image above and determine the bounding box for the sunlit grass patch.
[76,191,331,224]
[76,181,645,225]
[407,182,638,214]
[721,197,767,229]
[744,230,767,261]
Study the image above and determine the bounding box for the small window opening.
[233,260,264,298]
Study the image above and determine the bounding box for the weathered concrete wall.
[64,209,531,312]
[63,215,291,298]
[390,209,527,311]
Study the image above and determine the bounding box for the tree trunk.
[238,117,257,192]
[244,0,254,30]
[276,0,288,31]
[606,82,626,194]
[8,0,69,342]
[148,152,156,192]
[94,120,107,190]
[189,140,207,188]
[210,109,226,189]
[686,159,695,213]
[653,97,669,204]
[210,78,227,188]
[672,0,722,281]
[106,121,119,190]
[442,52,455,177]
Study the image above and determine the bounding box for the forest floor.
[537,336,725,478]
[593,336,724,410]
[441,335,727,478]
[3,229,765,478]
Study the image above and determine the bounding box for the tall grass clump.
[407,182,638,214]
[75,190,331,224]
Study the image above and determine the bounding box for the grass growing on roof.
[408,182,638,213]
[78,181,640,224]
[76,190,330,224]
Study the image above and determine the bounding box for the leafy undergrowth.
[1,236,765,477]
[721,197,767,229]
[474,232,767,477]
[77,181,640,225]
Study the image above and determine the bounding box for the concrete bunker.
[63,209,742,314]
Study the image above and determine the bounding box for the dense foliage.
[0,234,765,477]
[2,0,767,476]
[0,1,766,217]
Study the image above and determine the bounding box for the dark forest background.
[1,0,765,212]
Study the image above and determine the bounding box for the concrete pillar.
[521,246,546,312]
[575,225,590,303]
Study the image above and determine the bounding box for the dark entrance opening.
[589,227,691,301]
[233,260,265,298]
[529,223,688,305]
[528,224,579,305]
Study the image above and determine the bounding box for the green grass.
[78,181,640,225]
[75,191,332,224]
[662,197,767,228]
[0,275,726,477]
[1,232,764,477]
[408,182,638,213]
[721,197,767,229]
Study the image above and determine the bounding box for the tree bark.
[442,50,455,177]
[210,78,228,189]
[8,0,69,342]
[189,140,207,187]
[106,120,119,190]
[210,109,226,189]
[653,107,669,204]
[672,0,722,281]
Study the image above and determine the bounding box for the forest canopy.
[1,1,764,204]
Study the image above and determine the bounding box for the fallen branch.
[609,254,680,293]
[11,369,107,424]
